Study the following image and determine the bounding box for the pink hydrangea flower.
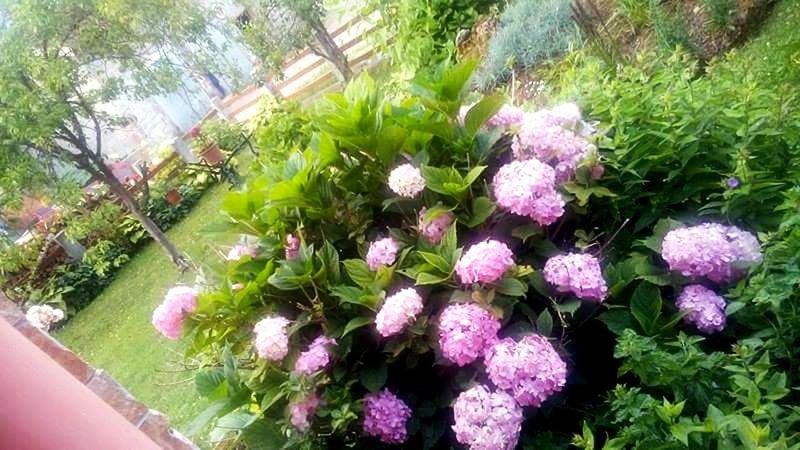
[226,244,258,261]
[485,335,567,407]
[253,315,290,361]
[366,237,400,270]
[363,389,412,444]
[544,102,583,129]
[438,303,501,366]
[493,159,565,226]
[388,163,425,198]
[455,240,514,284]
[676,284,727,334]
[294,335,336,375]
[285,234,300,260]
[289,395,320,431]
[418,208,454,244]
[152,286,199,339]
[452,384,523,450]
[25,304,65,331]
[661,223,762,283]
[512,120,592,184]
[486,104,525,129]
[543,253,608,302]
[375,288,424,337]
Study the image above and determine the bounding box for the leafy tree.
[0,0,228,269]
[239,0,353,81]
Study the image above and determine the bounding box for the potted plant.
[188,125,224,166]
[164,187,182,205]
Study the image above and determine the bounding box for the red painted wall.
[0,320,161,449]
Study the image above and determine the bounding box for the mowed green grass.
[55,182,234,433]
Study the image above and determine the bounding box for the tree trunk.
[90,156,190,271]
[308,17,352,81]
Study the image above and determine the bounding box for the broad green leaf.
[359,362,388,392]
[418,251,452,273]
[494,278,528,297]
[342,316,373,337]
[464,94,505,137]
[630,282,662,334]
[196,368,225,397]
[536,309,554,336]
[343,259,374,288]
[463,196,496,228]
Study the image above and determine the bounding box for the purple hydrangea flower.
[676,284,727,334]
[486,105,525,130]
[289,395,320,431]
[438,303,501,366]
[366,237,400,271]
[418,208,454,245]
[226,244,259,261]
[661,223,762,283]
[452,384,523,450]
[363,389,412,444]
[152,286,198,339]
[375,288,424,337]
[485,335,567,407]
[493,159,565,226]
[512,116,592,184]
[543,253,608,302]
[294,335,336,375]
[285,234,300,260]
[455,240,515,284]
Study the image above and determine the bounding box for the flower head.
[512,119,592,184]
[438,303,501,366]
[285,234,300,260]
[366,237,400,270]
[455,240,514,284]
[226,244,258,261]
[486,104,525,130]
[25,304,65,331]
[485,335,567,407]
[543,253,608,302]
[452,384,523,450]
[375,288,424,337]
[363,389,412,444]
[388,164,425,198]
[294,336,336,375]
[289,395,320,431]
[661,223,762,283]
[676,285,727,334]
[253,315,290,361]
[726,177,740,189]
[493,159,565,226]
[418,208,454,245]
[152,286,198,339]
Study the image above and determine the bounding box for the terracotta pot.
[164,189,182,205]
[199,143,224,166]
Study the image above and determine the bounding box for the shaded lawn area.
[55,181,234,433]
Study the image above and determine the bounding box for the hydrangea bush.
[151,63,776,448]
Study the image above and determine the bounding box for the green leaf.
[343,259,374,288]
[416,272,450,285]
[260,385,285,413]
[494,278,528,297]
[342,316,373,337]
[359,362,388,392]
[598,309,636,335]
[418,251,452,273]
[196,369,225,397]
[463,196,496,228]
[512,224,542,242]
[464,94,505,137]
[536,309,554,336]
[630,283,662,334]
[463,165,487,187]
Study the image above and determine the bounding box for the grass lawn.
[55,181,234,434]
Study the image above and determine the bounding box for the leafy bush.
[476,0,577,88]
[252,98,314,167]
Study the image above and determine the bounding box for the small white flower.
[387,164,425,198]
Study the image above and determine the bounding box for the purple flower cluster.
[290,395,320,431]
[375,288,424,337]
[294,335,336,375]
[485,335,567,407]
[486,105,525,130]
[388,163,426,198]
[513,124,593,184]
[438,303,501,366]
[226,244,259,261]
[152,286,199,339]
[455,240,515,284]
[285,234,300,260]
[543,253,608,302]
[493,159,565,226]
[661,223,762,283]
[253,315,290,362]
[418,208,454,244]
[366,237,400,271]
[676,284,727,334]
[363,389,412,444]
[452,384,523,450]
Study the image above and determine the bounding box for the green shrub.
[252,98,314,167]
[477,0,577,88]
